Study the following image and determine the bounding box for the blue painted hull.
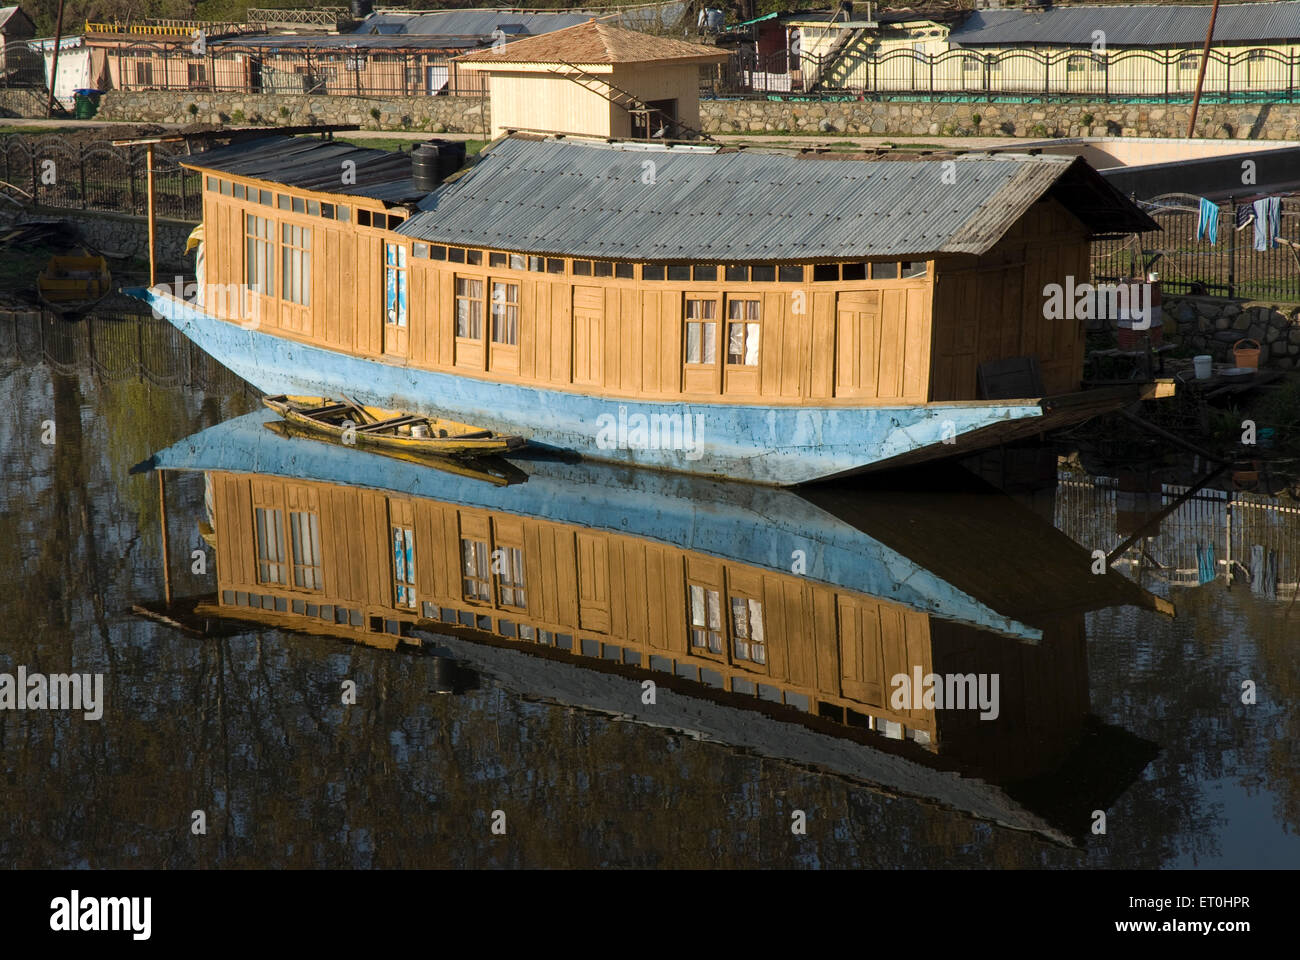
[136,288,1047,486]
[147,408,1044,642]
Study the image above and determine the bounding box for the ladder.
[546,60,715,142]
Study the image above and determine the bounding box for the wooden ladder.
[546,61,715,142]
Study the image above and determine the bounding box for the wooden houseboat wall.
[203,466,1091,776]
[193,166,1092,407]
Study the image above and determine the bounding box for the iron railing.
[0,135,202,220]
[706,46,1300,104]
[1093,195,1300,302]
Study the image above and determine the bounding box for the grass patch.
[337,136,487,157]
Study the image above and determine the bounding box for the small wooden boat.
[37,251,112,318]
[262,419,527,486]
[262,394,528,460]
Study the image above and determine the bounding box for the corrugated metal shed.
[950,2,1300,47]
[181,136,423,203]
[394,136,1155,261]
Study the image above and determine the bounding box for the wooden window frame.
[384,242,408,328]
[281,222,312,306]
[489,278,520,346]
[289,510,323,591]
[454,275,484,341]
[392,524,416,609]
[244,213,275,297]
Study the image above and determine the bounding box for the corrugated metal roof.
[951,2,1300,47]
[394,136,1154,260]
[181,136,423,203]
[352,11,592,37]
[214,34,479,51]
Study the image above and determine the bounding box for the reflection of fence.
[0,135,202,220]
[108,42,487,97]
[709,46,1300,103]
[1,308,253,396]
[1092,195,1300,302]
[1056,473,1300,596]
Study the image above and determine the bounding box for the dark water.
[1,310,1297,869]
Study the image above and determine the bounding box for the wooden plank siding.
[209,470,950,739]
[195,170,1094,407]
[195,172,945,406]
[929,197,1092,401]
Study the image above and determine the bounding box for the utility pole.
[46,0,67,118]
[1186,0,1222,137]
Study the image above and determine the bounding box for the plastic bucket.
[1233,338,1261,369]
[1194,355,1213,379]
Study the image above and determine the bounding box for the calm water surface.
[1,311,1297,868]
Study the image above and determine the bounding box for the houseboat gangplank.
[133,131,1162,485]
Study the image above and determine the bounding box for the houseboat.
[140,411,1168,841]
[134,21,1162,486]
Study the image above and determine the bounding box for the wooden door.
[575,532,609,633]
[573,286,603,386]
[834,290,881,398]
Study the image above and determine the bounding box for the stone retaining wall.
[1164,294,1300,368]
[94,89,1300,140]
[33,207,198,270]
[98,90,489,136]
[700,98,1300,139]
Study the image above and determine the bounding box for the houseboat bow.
[135,127,1160,486]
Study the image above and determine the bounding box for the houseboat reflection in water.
[139,410,1173,844]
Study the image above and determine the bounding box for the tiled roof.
[457,19,728,65]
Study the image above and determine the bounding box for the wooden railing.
[85,18,247,37]
[246,8,351,28]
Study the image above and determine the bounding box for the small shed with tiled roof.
[456,18,728,141]
[0,5,36,77]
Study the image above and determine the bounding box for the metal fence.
[1092,194,1300,302]
[1,308,254,396]
[0,135,202,220]
[709,45,1300,104]
[107,42,488,98]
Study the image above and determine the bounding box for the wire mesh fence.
[0,135,202,220]
[1092,195,1300,302]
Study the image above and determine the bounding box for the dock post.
[158,470,172,607]
[146,143,157,288]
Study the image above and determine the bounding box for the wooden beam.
[1106,462,1229,564]
[1186,0,1222,138]
[146,144,157,287]
[45,0,66,120]
[158,470,172,606]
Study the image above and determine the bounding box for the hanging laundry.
[1196,197,1219,244]
[1196,542,1217,584]
[1235,203,1255,230]
[1252,196,1282,251]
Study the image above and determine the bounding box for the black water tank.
[411,139,467,191]
[350,0,373,20]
